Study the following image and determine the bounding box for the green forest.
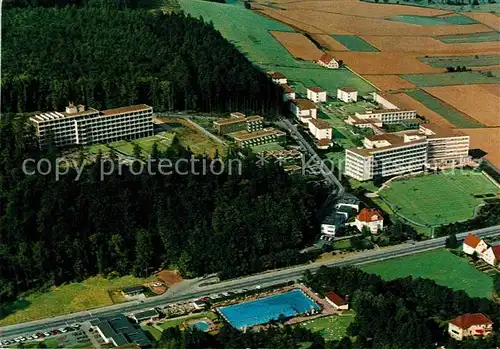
[0,115,326,303]
[2,0,283,115]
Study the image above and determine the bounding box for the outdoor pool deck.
[217,289,320,330]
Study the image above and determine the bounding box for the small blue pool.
[190,320,210,332]
[217,289,320,329]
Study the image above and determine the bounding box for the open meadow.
[361,249,493,299]
[378,170,499,227]
[299,313,355,341]
[0,275,155,326]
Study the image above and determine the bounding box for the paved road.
[1,225,498,340]
[279,117,345,196]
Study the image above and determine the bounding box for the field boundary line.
[482,170,500,188]
[344,66,380,92]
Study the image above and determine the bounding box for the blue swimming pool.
[217,289,320,329]
[190,320,210,332]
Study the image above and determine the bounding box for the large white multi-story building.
[344,125,470,181]
[306,87,327,103]
[30,103,153,148]
[337,88,358,103]
[290,99,317,123]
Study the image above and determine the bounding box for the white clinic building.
[337,88,358,103]
[306,87,327,103]
[30,103,153,148]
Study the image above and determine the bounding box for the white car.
[59,327,68,333]
[43,332,51,337]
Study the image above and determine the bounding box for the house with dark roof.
[121,286,145,297]
[462,233,488,257]
[448,313,493,341]
[321,212,347,238]
[335,194,360,212]
[290,99,317,123]
[91,314,152,347]
[355,208,383,234]
[325,292,348,310]
[267,71,287,84]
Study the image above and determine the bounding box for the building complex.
[30,103,153,148]
[213,112,264,135]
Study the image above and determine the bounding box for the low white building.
[448,313,493,341]
[482,245,500,266]
[308,118,332,141]
[267,71,287,85]
[290,99,317,123]
[355,208,384,234]
[317,53,339,69]
[463,233,488,256]
[337,88,358,103]
[307,87,327,103]
[281,84,295,102]
[325,292,349,310]
[336,194,360,213]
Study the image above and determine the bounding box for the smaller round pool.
[190,320,210,332]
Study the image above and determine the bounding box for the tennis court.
[217,289,320,330]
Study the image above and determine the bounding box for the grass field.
[141,325,163,341]
[251,142,284,153]
[378,171,498,227]
[299,313,355,341]
[405,89,483,128]
[179,0,297,66]
[331,35,379,52]
[401,70,500,87]
[361,0,500,12]
[173,126,225,157]
[436,31,500,43]
[361,249,493,299]
[0,275,155,326]
[419,55,500,68]
[390,14,477,26]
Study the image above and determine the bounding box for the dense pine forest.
[0,115,326,302]
[2,0,282,114]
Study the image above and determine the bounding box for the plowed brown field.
[424,85,500,126]
[458,127,500,168]
[329,52,441,75]
[271,31,324,60]
[463,12,500,31]
[364,75,416,91]
[309,34,348,51]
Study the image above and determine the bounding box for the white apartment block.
[306,87,327,103]
[267,71,287,85]
[345,134,428,181]
[337,88,358,103]
[419,124,470,168]
[308,118,332,141]
[372,92,399,110]
[290,99,317,123]
[30,104,153,148]
[354,109,417,124]
[282,84,296,102]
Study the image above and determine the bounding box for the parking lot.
[0,324,91,348]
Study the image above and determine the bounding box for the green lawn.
[436,31,500,43]
[158,311,218,330]
[405,89,483,128]
[299,313,355,341]
[179,0,297,66]
[401,70,500,87]
[361,249,493,299]
[0,275,155,326]
[389,14,477,26]
[419,55,500,68]
[378,171,498,227]
[141,325,163,341]
[173,126,226,157]
[251,142,284,154]
[331,35,379,52]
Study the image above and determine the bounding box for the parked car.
[58,327,68,333]
[43,332,52,337]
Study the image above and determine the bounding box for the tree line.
[0,115,327,304]
[2,1,283,116]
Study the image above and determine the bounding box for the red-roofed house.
[306,87,327,103]
[355,208,384,234]
[267,71,287,85]
[325,292,349,310]
[482,245,500,266]
[448,313,493,341]
[281,84,296,102]
[462,233,488,256]
[317,53,339,69]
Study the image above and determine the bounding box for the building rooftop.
[309,118,332,130]
[319,53,335,64]
[230,128,285,141]
[92,314,151,347]
[337,193,360,206]
[246,115,264,122]
[267,71,286,79]
[100,104,151,116]
[449,313,493,329]
[323,212,346,226]
[316,138,332,147]
[420,123,466,138]
[122,286,145,295]
[230,112,246,119]
[325,292,347,306]
[463,233,482,248]
[356,208,383,223]
[131,309,159,320]
[281,84,294,93]
[339,87,357,93]
[31,104,151,122]
[293,98,316,110]
[307,86,325,93]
